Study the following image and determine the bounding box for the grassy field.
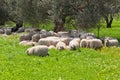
[0,20,120,80]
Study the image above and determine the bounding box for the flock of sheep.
[0,27,119,57]
[17,28,119,57]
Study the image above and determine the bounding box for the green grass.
[0,34,120,80]
[0,20,120,80]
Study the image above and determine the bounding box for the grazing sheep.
[19,41,36,46]
[26,45,49,57]
[104,39,119,47]
[56,41,67,50]
[80,39,88,48]
[32,34,41,42]
[19,32,35,41]
[80,39,102,49]
[69,39,79,50]
[89,39,103,49]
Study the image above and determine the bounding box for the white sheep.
[26,45,49,56]
[19,41,36,46]
[57,31,69,37]
[89,39,103,49]
[69,39,79,50]
[56,41,67,50]
[38,37,60,46]
[48,45,56,49]
[60,37,73,45]
[104,39,119,47]
[80,39,88,48]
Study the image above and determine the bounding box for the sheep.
[80,39,88,48]
[57,31,69,37]
[56,41,67,50]
[32,34,41,42]
[46,31,58,37]
[0,29,4,34]
[69,39,80,50]
[25,28,40,33]
[26,45,49,57]
[60,37,73,45]
[80,39,102,49]
[88,39,103,49]
[48,45,56,49]
[38,37,60,46]
[104,39,119,47]
[19,32,35,41]
[4,28,12,35]
[16,27,25,33]
[19,41,36,46]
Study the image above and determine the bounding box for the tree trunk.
[104,15,113,28]
[54,18,65,32]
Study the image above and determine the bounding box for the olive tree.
[20,0,51,27]
[0,0,8,25]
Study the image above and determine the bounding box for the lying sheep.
[26,45,49,57]
[32,34,41,42]
[60,37,73,45]
[19,41,36,46]
[48,45,56,49]
[38,37,60,46]
[56,41,67,50]
[69,39,79,50]
[104,39,119,47]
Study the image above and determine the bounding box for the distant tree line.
[0,0,120,32]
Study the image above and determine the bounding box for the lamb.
[56,41,67,50]
[26,45,49,57]
[104,39,119,47]
[69,39,80,50]
[32,34,41,42]
[19,41,36,46]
